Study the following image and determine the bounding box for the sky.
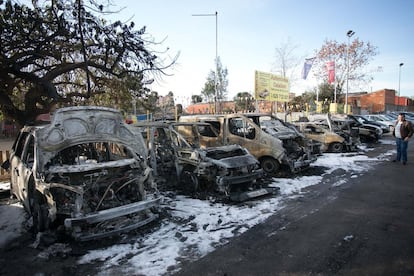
[0,139,396,275]
[104,0,414,106]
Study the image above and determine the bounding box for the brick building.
[347,89,414,114]
[185,100,291,114]
[185,101,236,114]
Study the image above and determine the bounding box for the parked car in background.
[365,114,395,132]
[337,115,383,142]
[135,121,275,202]
[296,114,359,153]
[389,112,414,122]
[2,106,161,241]
[324,114,381,144]
[402,112,414,121]
[294,122,352,153]
[352,115,390,134]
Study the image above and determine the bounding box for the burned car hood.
[261,120,299,139]
[200,144,259,169]
[36,106,146,170]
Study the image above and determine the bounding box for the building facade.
[348,89,414,114]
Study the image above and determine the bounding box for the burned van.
[4,106,161,241]
[244,113,319,161]
[179,114,314,176]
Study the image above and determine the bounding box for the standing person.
[392,113,414,165]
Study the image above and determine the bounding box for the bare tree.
[272,37,304,90]
[312,38,378,95]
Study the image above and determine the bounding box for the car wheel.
[180,168,199,193]
[31,194,49,234]
[260,157,280,176]
[329,142,343,153]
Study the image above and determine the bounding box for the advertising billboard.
[254,70,289,102]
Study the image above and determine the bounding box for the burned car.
[244,113,320,158]
[352,115,389,134]
[297,114,360,153]
[344,114,384,139]
[294,121,356,153]
[312,113,381,144]
[3,106,161,241]
[136,121,275,202]
[334,117,380,143]
[179,113,315,176]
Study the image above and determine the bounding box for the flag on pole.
[326,61,335,84]
[302,58,315,80]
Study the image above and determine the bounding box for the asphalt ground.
[1,135,413,276]
[176,136,414,276]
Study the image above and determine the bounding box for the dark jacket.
[393,119,414,139]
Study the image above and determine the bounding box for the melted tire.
[260,157,281,176]
[329,142,343,153]
[32,197,49,234]
[180,169,199,194]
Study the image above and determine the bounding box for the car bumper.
[64,196,162,241]
[217,169,263,186]
[230,187,279,202]
[289,153,317,172]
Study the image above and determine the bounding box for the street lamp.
[345,30,355,114]
[192,11,218,113]
[398,62,404,97]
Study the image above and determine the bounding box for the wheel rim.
[261,158,280,175]
[331,143,343,153]
[181,170,199,192]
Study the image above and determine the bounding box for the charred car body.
[136,121,275,202]
[244,113,320,158]
[294,120,357,153]
[353,115,389,134]
[295,122,346,153]
[297,114,360,152]
[342,117,381,143]
[179,114,314,176]
[327,114,382,143]
[3,106,161,241]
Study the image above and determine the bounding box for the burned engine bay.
[42,141,160,240]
